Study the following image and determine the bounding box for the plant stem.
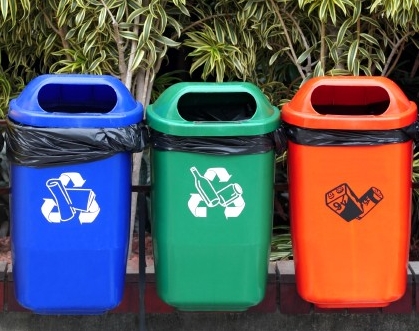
[269,0,306,80]
[100,0,127,81]
[320,21,326,73]
[42,10,71,61]
[284,10,311,72]
[382,32,412,77]
[180,13,232,36]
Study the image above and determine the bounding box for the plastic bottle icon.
[190,167,220,207]
[46,179,75,221]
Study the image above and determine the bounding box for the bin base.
[314,302,390,309]
[27,308,110,316]
[169,303,254,312]
[176,307,249,312]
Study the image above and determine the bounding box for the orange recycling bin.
[281,76,418,308]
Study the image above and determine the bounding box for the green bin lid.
[146,82,279,136]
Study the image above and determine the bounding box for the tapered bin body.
[7,74,143,314]
[282,77,417,308]
[147,82,280,311]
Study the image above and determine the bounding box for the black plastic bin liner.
[150,129,285,155]
[281,122,419,146]
[6,119,147,167]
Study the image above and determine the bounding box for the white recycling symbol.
[41,172,100,224]
[188,167,245,219]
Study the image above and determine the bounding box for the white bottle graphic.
[190,167,220,207]
[217,183,243,207]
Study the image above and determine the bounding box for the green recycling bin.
[146,82,279,311]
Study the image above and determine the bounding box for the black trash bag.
[6,118,147,167]
[0,131,4,151]
[269,128,288,155]
[150,129,282,155]
[282,122,419,146]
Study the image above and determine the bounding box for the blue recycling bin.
[6,74,143,314]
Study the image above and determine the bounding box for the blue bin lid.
[8,74,143,128]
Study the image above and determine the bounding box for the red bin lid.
[281,76,417,130]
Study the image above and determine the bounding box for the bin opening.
[311,85,390,115]
[177,92,256,121]
[38,84,117,113]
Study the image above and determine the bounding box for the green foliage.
[298,0,354,24]
[150,70,184,102]
[178,0,419,107]
[183,24,243,82]
[370,0,419,29]
[0,0,187,112]
[413,152,419,185]
[1,0,419,114]
[270,226,293,261]
[0,67,25,118]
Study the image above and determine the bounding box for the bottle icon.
[190,167,220,207]
[46,179,75,221]
[217,183,243,207]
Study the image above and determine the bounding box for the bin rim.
[281,76,417,130]
[146,82,279,136]
[8,74,143,128]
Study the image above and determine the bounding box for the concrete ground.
[1,311,419,331]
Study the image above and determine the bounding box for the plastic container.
[6,74,143,314]
[281,76,417,308]
[147,82,279,311]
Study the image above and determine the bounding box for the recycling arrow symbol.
[188,167,245,219]
[41,172,100,224]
